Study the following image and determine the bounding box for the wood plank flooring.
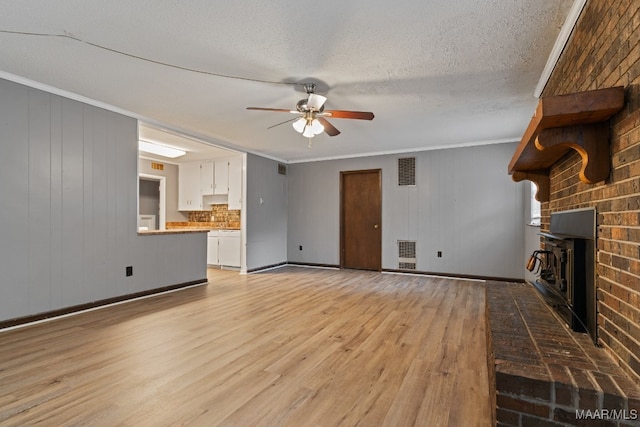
[0,266,491,426]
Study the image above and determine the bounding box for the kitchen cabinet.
[179,161,215,210]
[227,156,242,210]
[178,162,202,210]
[207,230,219,265]
[214,159,228,195]
[218,230,241,267]
[179,156,242,211]
[200,161,214,196]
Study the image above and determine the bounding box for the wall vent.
[399,262,417,270]
[398,157,415,186]
[398,240,416,270]
[278,163,287,175]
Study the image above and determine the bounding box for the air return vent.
[398,157,415,186]
[398,240,416,270]
[278,163,287,175]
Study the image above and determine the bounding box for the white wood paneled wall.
[0,79,206,322]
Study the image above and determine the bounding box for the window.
[530,182,541,226]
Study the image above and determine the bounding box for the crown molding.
[534,0,588,98]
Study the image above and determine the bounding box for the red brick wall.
[541,0,640,383]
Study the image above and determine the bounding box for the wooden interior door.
[340,169,382,271]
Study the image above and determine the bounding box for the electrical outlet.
[126,266,133,276]
[437,251,442,258]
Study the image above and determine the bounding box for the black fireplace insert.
[529,208,597,343]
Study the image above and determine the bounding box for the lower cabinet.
[207,231,219,265]
[218,230,241,267]
[207,230,240,268]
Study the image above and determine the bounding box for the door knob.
[374,224,379,229]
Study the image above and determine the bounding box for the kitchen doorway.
[340,169,382,271]
[139,174,166,230]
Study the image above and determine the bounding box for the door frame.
[139,173,166,230]
[339,169,382,271]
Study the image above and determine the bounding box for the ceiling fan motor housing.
[296,98,324,113]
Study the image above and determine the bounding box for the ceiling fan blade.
[306,93,327,111]
[317,117,340,136]
[325,110,375,120]
[267,117,298,129]
[246,107,294,113]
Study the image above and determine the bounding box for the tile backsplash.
[188,205,241,228]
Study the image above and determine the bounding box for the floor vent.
[278,163,287,175]
[398,157,415,186]
[398,240,416,270]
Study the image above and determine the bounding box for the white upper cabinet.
[227,156,242,210]
[214,159,228,195]
[178,162,202,210]
[179,156,242,211]
[200,161,214,196]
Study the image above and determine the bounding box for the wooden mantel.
[509,86,625,202]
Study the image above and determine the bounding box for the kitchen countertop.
[138,228,210,236]
[166,222,240,231]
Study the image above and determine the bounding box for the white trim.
[286,137,519,164]
[534,0,588,98]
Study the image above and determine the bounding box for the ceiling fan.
[246,83,374,140]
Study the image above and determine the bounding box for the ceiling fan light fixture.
[292,117,307,133]
[302,125,315,138]
[310,118,324,135]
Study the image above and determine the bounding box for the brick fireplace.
[489,1,640,425]
[540,0,640,385]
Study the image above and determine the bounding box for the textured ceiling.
[0,0,574,162]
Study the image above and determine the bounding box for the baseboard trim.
[246,262,288,273]
[286,262,341,270]
[382,268,524,283]
[261,263,523,282]
[0,278,208,331]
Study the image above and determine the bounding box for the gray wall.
[245,153,288,270]
[0,78,206,322]
[287,143,526,279]
[138,157,187,222]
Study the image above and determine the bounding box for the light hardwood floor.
[0,266,491,426]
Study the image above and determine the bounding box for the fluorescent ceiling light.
[139,140,186,158]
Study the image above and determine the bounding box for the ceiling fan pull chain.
[308,138,313,148]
